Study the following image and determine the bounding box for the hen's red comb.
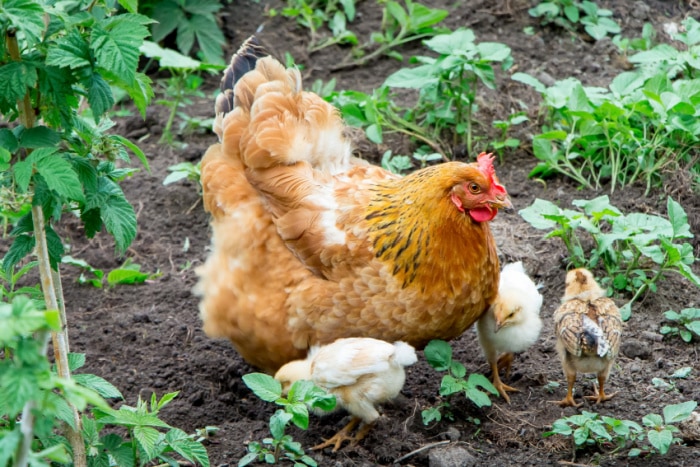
[477,152,496,180]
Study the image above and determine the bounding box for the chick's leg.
[490,357,519,404]
[496,352,514,379]
[585,373,618,404]
[312,416,362,452]
[552,370,582,408]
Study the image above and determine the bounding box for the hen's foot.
[493,379,519,404]
[496,353,514,378]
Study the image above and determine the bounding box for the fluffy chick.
[552,268,622,408]
[477,262,543,403]
[274,337,417,451]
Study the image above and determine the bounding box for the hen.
[476,261,543,403]
[552,268,622,408]
[196,36,511,373]
[274,337,417,451]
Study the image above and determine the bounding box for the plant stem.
[7,28,86,467]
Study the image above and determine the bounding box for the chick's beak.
[494,320,503,333]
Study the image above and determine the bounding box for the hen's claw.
[312,417,365,452]
[584,379,617,404]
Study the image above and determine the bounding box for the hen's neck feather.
[364,166,498,297]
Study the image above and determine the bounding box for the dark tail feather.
[215,36,268,117]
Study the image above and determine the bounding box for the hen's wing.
[591,297,622,358]
[311,338,394,388]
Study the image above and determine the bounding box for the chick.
[552,268,622,408]
[274,337,417,451]
[477,262,543,403]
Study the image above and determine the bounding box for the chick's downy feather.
[476,261,543,402]
[196,36,511,373]
[552,268,622,407]
[274,338,417,451]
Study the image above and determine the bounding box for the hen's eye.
[468,183,481,194]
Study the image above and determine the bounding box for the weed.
[164,161,202,188]
[381,150,414,174]
[61,257,161,288]
[422,340,498,425]
[529,0,621,40]
[490,112,529,160]
[0,261,43,307]
[519,196,700,320]
[270,0,358,52]
[142,0,226,64]
[660,308,700,342]
[545,401,697,457]
[385,28,513,156]
[240,373,336,466]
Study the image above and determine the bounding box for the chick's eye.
[468,183,481,194]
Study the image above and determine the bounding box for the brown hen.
[196,36,511,373]
[552,268,622,407]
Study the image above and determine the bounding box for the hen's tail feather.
[582,315,610,357]
[213,36,268,139]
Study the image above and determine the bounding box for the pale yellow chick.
[477,261,543,403]
[552,268,622,408]
[274,337,417,451]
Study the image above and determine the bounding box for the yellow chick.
[477,261,543,403]
[552,268,622,407]
[274,337,417,451]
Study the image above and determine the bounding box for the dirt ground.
[40,0,700,465]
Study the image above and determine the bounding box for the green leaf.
[0,61,37,110]
[385,1,408,28]
[91,14,152,83]
[133,425,162,461]
[511,72,546,93]
[647,428,674,455]
[1,0,45,46]
[46,29,92,70]
[106,267,150,286]
[87,72,115,120]
[18,126,61,149]
[99,185,137,253]
[424,339,452,371]
[384,65,437,89]
[439,374,464,396]
[120,72,154,118]
[666,197,692,239]
[424,28,475,55]
[519,198,561,230]
[117,0,138,14]
[2,234,35,272]
[242,373,282,402]
[663,400,697,424]
[365,123,383,144]
[68,352,87,372]
[270,410,293,440]
[36,155,86,202]
[139,41,202,69]
[288,402,310,430]
[73,373,124,399]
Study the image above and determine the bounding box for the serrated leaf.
[1,0,45,46]
[242,373,282,402]
[117,0,138,14]
[100,189,137,254]
[0,429,21,466]
[151,0,186,41]
[2,234,36,272]
[73,373,124,399]
[0,62,37,110]
[189,14,225,64]
[91,14,151,83]
[87,72,115,121]
[133,425,162,461]
[18,126,61,149]
[46,29,92,70]
[68,352,87,372]
[35,155,85,202]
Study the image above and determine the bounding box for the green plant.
[61,256,161,288]
[142,0,226,64]
[269,0,358,53]
[489,111,529,160]
[384,28,513,156]
[513,68,700,193]
[545,401,697,458]
[421,340,498,425]
[90,391,212,466]
[660,308,700,342]
[332,0,448,70]
[240,373,336,466]
[163,161,202,188]
[380,150,414,174]
[140,41,219,144]
[627,17,700,80]
[519,196,700,320]
[529,0,620,40]
[0,261,43,306]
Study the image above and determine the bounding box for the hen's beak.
[490,194,513,212]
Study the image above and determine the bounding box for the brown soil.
[36,0,700,465]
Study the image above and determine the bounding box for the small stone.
[429,445,476,467]
[537,71,556,87]
[630,1,650,20]
[444,427,461,442]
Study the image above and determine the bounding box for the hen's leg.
[552,371,582,408]
[491,358,519,404]
[496,352,514,379]
[312,416,361,452]
[585,373,617,404]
